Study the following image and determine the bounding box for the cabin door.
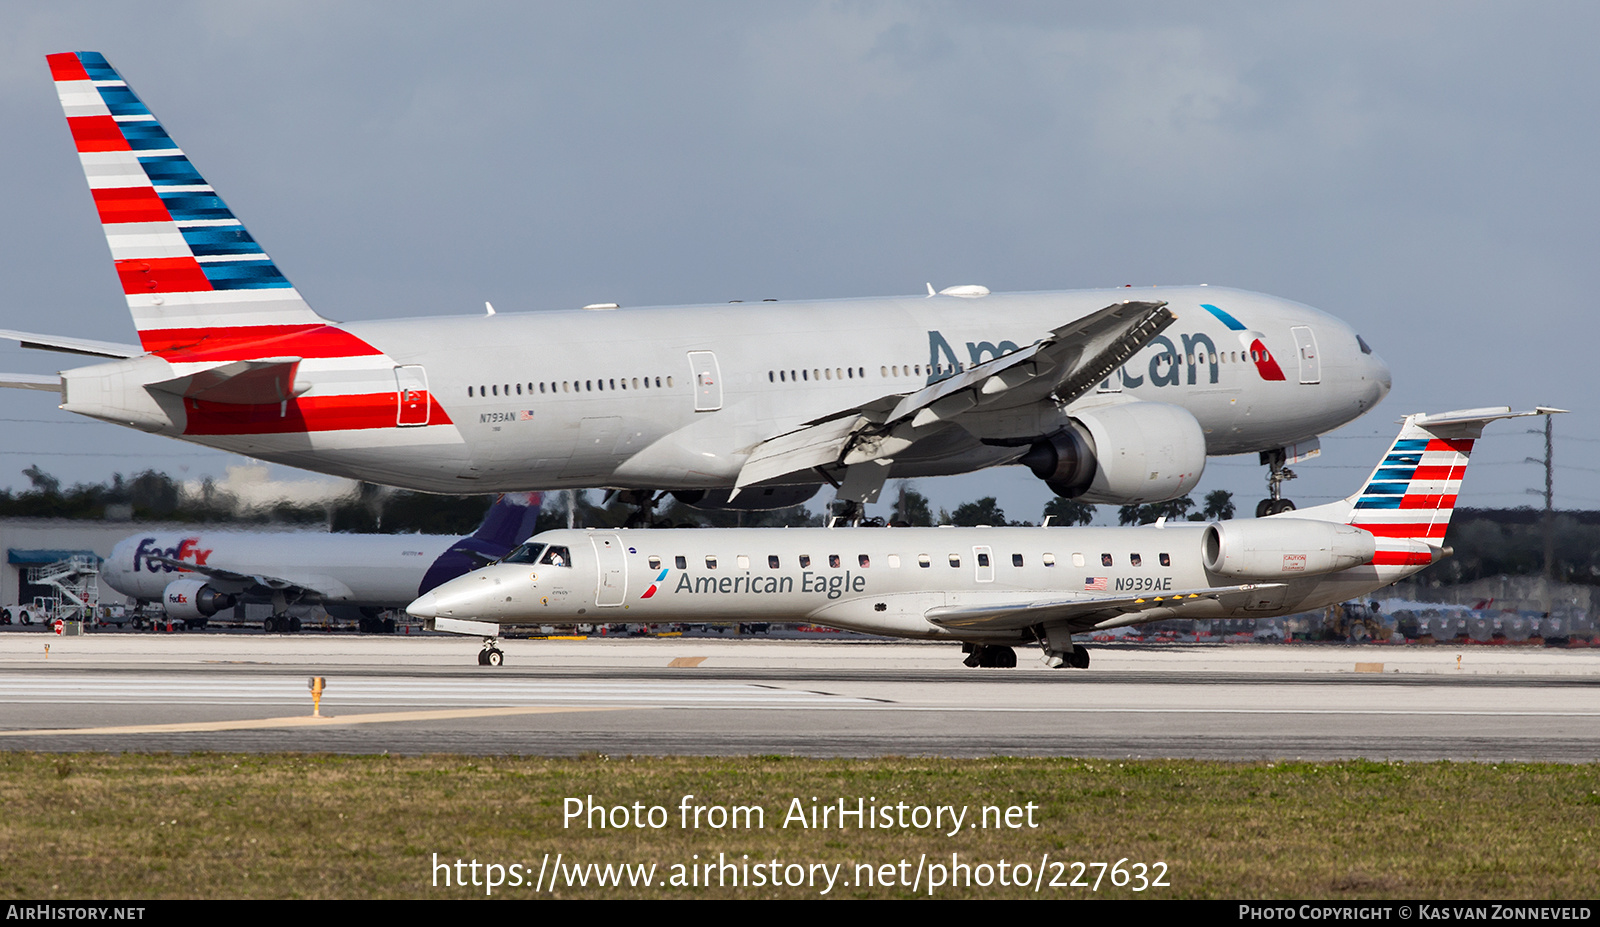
[1291,326,1321,384]
[395,365,430,426]
[688,351,723,412]
[592,534,627,607]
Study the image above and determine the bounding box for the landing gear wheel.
[962,644,1017,668]
[1067,645,1091,669]
[1257,498,1296,516]
[478,636,504,666]
[477,650,489,666]
[289,616,302,633]
[486,648,504,667]
[263,617,277,633]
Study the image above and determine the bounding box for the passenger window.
[887,554,901,568]
[1101,553,1113,567]
[675,555,687,569]
[648,556,661,570]
[858,554,870,567]
[736,555,750,570]
[829,554,841,568]
[768,555,780,569]
[1131,553,1142,567]
[1043,553,1056,567]
[977,553,990,567]
[918,554,931,568]
[1072,553,1085,568]
[705,556,718,570]
[1160,553,1171,567]
[948,554,961,568]
[799,555,811,568]
[1011,553,1024,567]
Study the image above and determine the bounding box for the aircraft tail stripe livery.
[50,51,352,358]
[49,51,453,436]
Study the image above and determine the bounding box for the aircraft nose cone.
[1369,351,1392,401]
[406,591,439,619]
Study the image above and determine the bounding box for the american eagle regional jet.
[2,53,1390,517]
[410,407,1558,668]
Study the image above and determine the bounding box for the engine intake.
[1024,402,1207,504]
[162,578,236,621]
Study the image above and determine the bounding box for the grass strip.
[1,753,1595,899]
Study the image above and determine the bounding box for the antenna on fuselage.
[484,302,496,316]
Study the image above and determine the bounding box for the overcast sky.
[0,2,1594,520]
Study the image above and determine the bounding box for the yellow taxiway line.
[0,705,632,736]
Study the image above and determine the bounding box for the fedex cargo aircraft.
[102,492,540,633]
[2,53,1390,517]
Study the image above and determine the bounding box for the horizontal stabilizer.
[0,329,141,359]
[145,357,303,405]
[0,373,63,393]
[924,582,1280,632]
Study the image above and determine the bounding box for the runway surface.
[1,629,1596,760]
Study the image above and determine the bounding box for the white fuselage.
[61,285,1389,494]
[103,530,467,607]
[411,523,1413,644]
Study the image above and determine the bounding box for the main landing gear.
[1041,644,1091,669]
[1257,448,1298,517]
[262,615,301,633]
[478,637,505,666]
[962,643,1017,668]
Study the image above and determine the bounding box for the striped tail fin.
[48,52,329,356]
[1348,406,1560,570]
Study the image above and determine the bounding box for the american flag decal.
[1084,576,1107,591]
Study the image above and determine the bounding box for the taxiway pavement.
[1,631,1595,760]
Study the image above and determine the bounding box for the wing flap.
[733,300,1173,487]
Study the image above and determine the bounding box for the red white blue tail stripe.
[49,51,325,353]
[1346,407,1555,568]
[50,52,454,437]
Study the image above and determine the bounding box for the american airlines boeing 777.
[2,53,1390,517]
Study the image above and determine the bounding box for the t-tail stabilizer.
[1295,405,1566,574]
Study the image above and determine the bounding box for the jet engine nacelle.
[674,484,822,512]
[1020,402,1207,504]
[1202,518,1377,580]
[162,579,236,621]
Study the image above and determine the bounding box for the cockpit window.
[502,542,545,564]
[1357,335,1373,355]
[539,545,572,568]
